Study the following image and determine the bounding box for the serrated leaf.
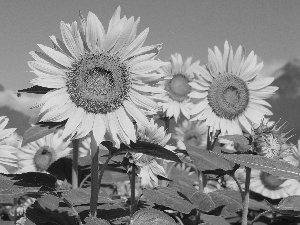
[85,217,111,225]
[278,196,300,211]
[185,144,232,171]
[131,208,177,225]
[62,188,116,206]
[201,214,231,225]
[214,152,300,180]
[143,187,195,214]
[22,124,62,146]
[18,85,54,94]
[38,194,60,211]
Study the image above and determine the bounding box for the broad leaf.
[201,214,231,225]
[22,124,63,146]
[85,217,111,225]
[143,187,195,214]
[62,188,117,206]
[214,152,300,180]
[278,196,300,211]
[0,186,38,204]
[185,144,232,171]
[131,208,177,225]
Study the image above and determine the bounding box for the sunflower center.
[207,74,249,120]
[185,131,203,147]
[260,171,286,190]
[167,74,191,101]
[33,146,53,172]
[66,52,131,114]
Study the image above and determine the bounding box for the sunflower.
[15,129,72,173]
[155,53,201,122]
[131,118,172,187]
[250,169,291,199]
[26,7,165,147]
[173,119,207,150]
[190,41,278,135]
[0,116,20,173]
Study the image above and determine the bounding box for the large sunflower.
[27,7,165,147]
[155,53,201,122]
[190,41,278,135]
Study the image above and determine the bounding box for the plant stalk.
[130,164,137,217]
[242,167,251,225]
[72,139,79,189]
[90,146,99,218]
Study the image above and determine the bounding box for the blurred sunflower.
[250,169,291,199]
[26,6,165,147]
[190,41,278,135]
[16,130,72,173]
[0,116,19,173]
[155,53,201,122]
[173,119,207,150]
[131,119,172,187]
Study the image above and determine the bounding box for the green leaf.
[169,180,242,216]
[201,214,231,225]
[62,188,117,206]
[18,85,54,94]
[185,144,232,171]
[0,186,38,204]
[22,124,60,146]
[85,217,111,225]
[278,196,300,211]
[126,141,181,162]
[131,208,177,225]
[214,152,300,180]
[219,135,250,152]
[143,187,195,214]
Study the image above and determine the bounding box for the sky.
[1,0,300,91]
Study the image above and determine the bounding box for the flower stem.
[250,209,272,225]
[90,146,99,218]
[97,154,114,190]
[242,167,251,225]
[229,173,245,201]
[72,139,79,189]
[130,164,137,217]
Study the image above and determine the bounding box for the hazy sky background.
[1,0,300,91]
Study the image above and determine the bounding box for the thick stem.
[130,164,137,217]
[72,139,79,189]
[90,147,99,218]
[242,167,251,225]
[97,154,114,190]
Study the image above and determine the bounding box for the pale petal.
[123,100,149,127]
[62,107,86,139]
[92,114,106,147]
[247,77,274,90]
[129,90,159,111]
[61,22,81,59]
[238,114,252,134]
[38,44,72,68]
[116,107,136,142]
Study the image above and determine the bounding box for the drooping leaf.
[143,187,195,214]
[201,214,231,225]
[18,85,54,94]
[85,217,111,225]
[131,208,177,225]
[185,144,232,171]
[61,188,117,206]
[22,123,65,146]
[124,141,181,162]
[214,152,300,180]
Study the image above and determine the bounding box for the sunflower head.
[253,120,292,158]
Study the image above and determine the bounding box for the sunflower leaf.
[213,152,300,180]
[277,196,300,212]
[219,134,251,153]
[84,217,111,225]
[185,143,232,171]
[131,208,177,225]
[124,141,181,162]
[22,123,65,146]
[169,180,243,216]
[18,85,54,94]
[143,187,195,214]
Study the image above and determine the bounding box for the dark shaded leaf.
[143,187,195,214]
[214,152,300,180]
[185,144,232,171]
[18,85,54,94]
[22,124,62,146]
[38,194,60,211]
[127,141,181,162]
[201,214,231,225]
[131,208,176,225]
[85,217,111,225]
